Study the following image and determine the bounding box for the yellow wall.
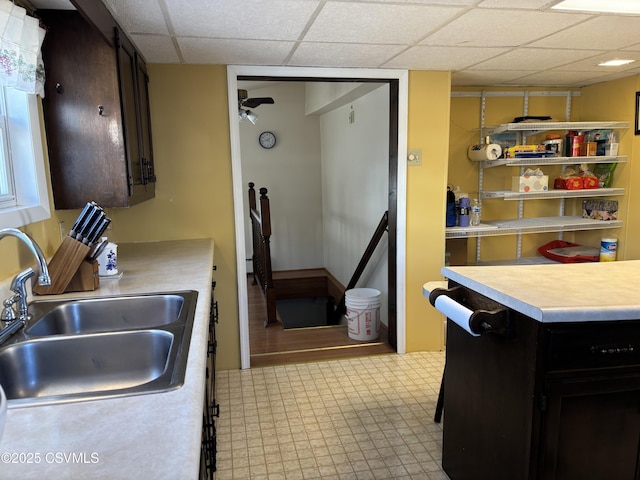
[579,76,638,260]
[105,64,241,370]
[0,65,242,370]
[405,71,451,351]
[449,82,639,264]
[5,66,638,369]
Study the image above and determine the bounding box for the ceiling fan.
[238,89,274,108]
[238,89,274,124]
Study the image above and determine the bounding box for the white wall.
[240,81,390,326]
[320,85,390,325]
[240,82,323,271]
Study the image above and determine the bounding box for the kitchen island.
[424,260,640,480]
[0,238,214,480]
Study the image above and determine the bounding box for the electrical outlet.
[407,149,422,166]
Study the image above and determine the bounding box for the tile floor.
[215,351,449,480]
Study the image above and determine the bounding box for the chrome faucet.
[0,228,51,344]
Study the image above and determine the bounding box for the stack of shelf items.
[447,98,628,263]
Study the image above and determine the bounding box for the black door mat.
[277,296,335,329]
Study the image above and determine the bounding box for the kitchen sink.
[0,331,172,401]
[26,293,189,336]
[0,290,198,406]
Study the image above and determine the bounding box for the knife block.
[33,236,98,295]
[65,260,99,293]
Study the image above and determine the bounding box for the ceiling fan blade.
[242,97,275,108]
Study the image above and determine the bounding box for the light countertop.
[0,238,214,479]
[424,260,640,323]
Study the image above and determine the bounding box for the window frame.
[0,88,51,229]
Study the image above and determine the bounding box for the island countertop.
[431,260,640,323]
[0,238,214,480]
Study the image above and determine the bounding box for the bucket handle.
[346,302,376,312]
[345,303,378,322]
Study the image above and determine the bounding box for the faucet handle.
[1,295,18,322]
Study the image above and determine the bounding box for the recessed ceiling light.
[597,59,636,67]
[551,0,640,14]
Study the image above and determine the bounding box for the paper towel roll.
[434,295,480,337]
[467,143,502,161]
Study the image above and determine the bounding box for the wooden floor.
[248,275,395,367]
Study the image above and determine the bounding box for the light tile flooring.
[215,351,449,480]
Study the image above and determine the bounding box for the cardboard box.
[554,176,599,190]
[582,175,598,189]
[554,177,581,189]
[512,175,549,193]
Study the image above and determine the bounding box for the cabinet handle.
[98,105,104,116]
[55,83,63,94]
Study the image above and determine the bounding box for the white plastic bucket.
[345,288,381,341]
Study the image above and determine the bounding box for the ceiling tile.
[506,69,612,87]
[129,34,181,63]
[178,37,295,65]
[288,43,405,68]
[166,0,319,40]
[384,45,510,70]
[477,0,553,9]
[422,9,590,47]
[102,0,169,35]
[304,2,465,45]
[29,0,640,87]
[554,51,640,72]
[452,69,539,86]
[365,0,474,4]
[529,16,640,50]
[471,47,605,71]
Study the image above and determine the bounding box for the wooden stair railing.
[332,211,389,324]
[248,182,277,326]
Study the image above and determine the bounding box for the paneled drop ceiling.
[27,0,640,87]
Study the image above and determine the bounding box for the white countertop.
[0,238,214,480]
[425,260,640,323]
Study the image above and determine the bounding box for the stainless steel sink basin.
[0,290,198,406]
[26,293,188,336]
[0,330,172,402]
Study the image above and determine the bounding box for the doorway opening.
[228,66,408,369]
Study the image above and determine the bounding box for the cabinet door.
[40,11,129,209]
[115,29,155,205]
[540,374,640,480]
[136,56,156,187]
[114,29,137,197]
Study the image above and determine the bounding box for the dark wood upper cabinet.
[38,9,155,209]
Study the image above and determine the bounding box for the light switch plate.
[408,149,422,166]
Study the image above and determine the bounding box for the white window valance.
[0,0,45,97]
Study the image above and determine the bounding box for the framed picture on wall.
[635,91,640,135]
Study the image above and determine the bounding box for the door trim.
[228,65,408,369]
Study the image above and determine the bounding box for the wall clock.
[259,131,276,149]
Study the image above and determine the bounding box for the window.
[0,87,50,229]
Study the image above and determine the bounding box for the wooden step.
[272,268,344,301]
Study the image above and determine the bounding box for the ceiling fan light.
[238,108,258,124]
